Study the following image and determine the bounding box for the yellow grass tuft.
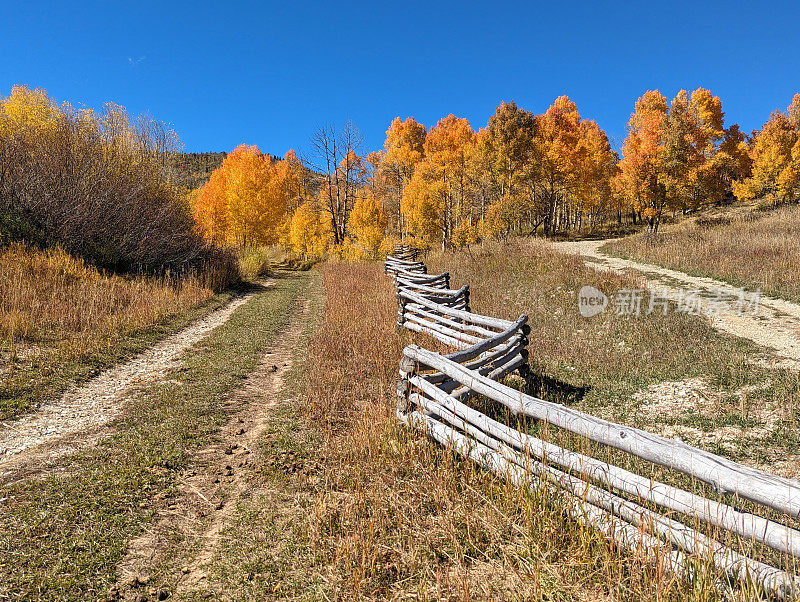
[0,243,215,418]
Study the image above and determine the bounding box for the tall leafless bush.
[0,91,238,289]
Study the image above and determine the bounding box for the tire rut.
[113,296,311,601]
[0,287,263,481]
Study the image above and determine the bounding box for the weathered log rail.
[385,249,426,275]
[385,249,800,599]
[391,244,420,261]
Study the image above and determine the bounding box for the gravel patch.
[0,289,261,476]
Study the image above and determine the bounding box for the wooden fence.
[386,244,800,599]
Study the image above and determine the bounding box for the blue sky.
[3,1,799,155]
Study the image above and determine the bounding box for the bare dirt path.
[552,240,800,369]
[114,295,311,601]
[0,288,262,480]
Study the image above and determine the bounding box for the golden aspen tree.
[574,119,616,230]
[193,144,292,247]
[275,149,307,213]
[385,117,426,170]
[451,215,478,248]
[289,200,328,260]
[531,96,582,235]
[690,88,725,148]
[688,87,740,205]
[365,151,384,196]
[401,165,444,248]
[225,145,268,246]
[718,124,753,187]
[661,90,704,214]
[471,101,537,234]
[401,114,475,249]
[788,94,800,130]
[194,166,230,244]
[348,193,388,258]
[477,193,517,240]
[482,101,536,197]
[380,117,426,236]
[734,99,800,204]
[616,90,669,231]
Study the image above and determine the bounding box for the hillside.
[173,151,285,189]
[171,151,228,189]
[602,202,800,303]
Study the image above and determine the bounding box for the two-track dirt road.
[552,239,800,369]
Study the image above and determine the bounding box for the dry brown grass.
[199,242,800,600]
[238,245,286,280]
[0,244,216,419]
[268,260,711,600]
[602,205,800,302]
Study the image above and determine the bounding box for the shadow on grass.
[522,368,590,406]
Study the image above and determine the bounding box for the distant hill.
[172,152,228,190]
[172,151,285,189]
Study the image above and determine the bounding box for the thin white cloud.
[127,56,146,67]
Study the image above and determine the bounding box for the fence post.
[397,294,407,328]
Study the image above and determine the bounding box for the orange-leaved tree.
[617,88,751,232]
[530,96,583,235]
[573,118,617,230]
[194,145,301,247]
[378,117,426,236]
[734,95,800,205]
[615,90,669,231]
[401,114,475,249]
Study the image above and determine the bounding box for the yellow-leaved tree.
[734,95,800,205]
[348,193,387,259]
[194,145,301,247]
[401,114,475,249]
[289,200,329,260]
[615,90,670,231]
[378,117,426,235]
[0,85,60,135]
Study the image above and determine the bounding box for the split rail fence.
[386,244,800,599]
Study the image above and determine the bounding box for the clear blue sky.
[3,0,799,155]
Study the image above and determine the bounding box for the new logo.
[578,285,608,317]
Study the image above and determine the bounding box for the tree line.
[5,83,796,272]
[193,89,799,258]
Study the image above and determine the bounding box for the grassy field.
[602,204,800,303]
[183,260,643,600]
[0,244,227,420]
[429,241,800,468]
[4,241,799,599]
[0,272,311,599]
[182,243,800,600]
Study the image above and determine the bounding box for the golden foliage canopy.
[194,145,301,247]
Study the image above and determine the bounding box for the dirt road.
[0,289,261,479]
[115,293,312,599]
[553,240,800,369]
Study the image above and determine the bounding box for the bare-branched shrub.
[0,86,238,289]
